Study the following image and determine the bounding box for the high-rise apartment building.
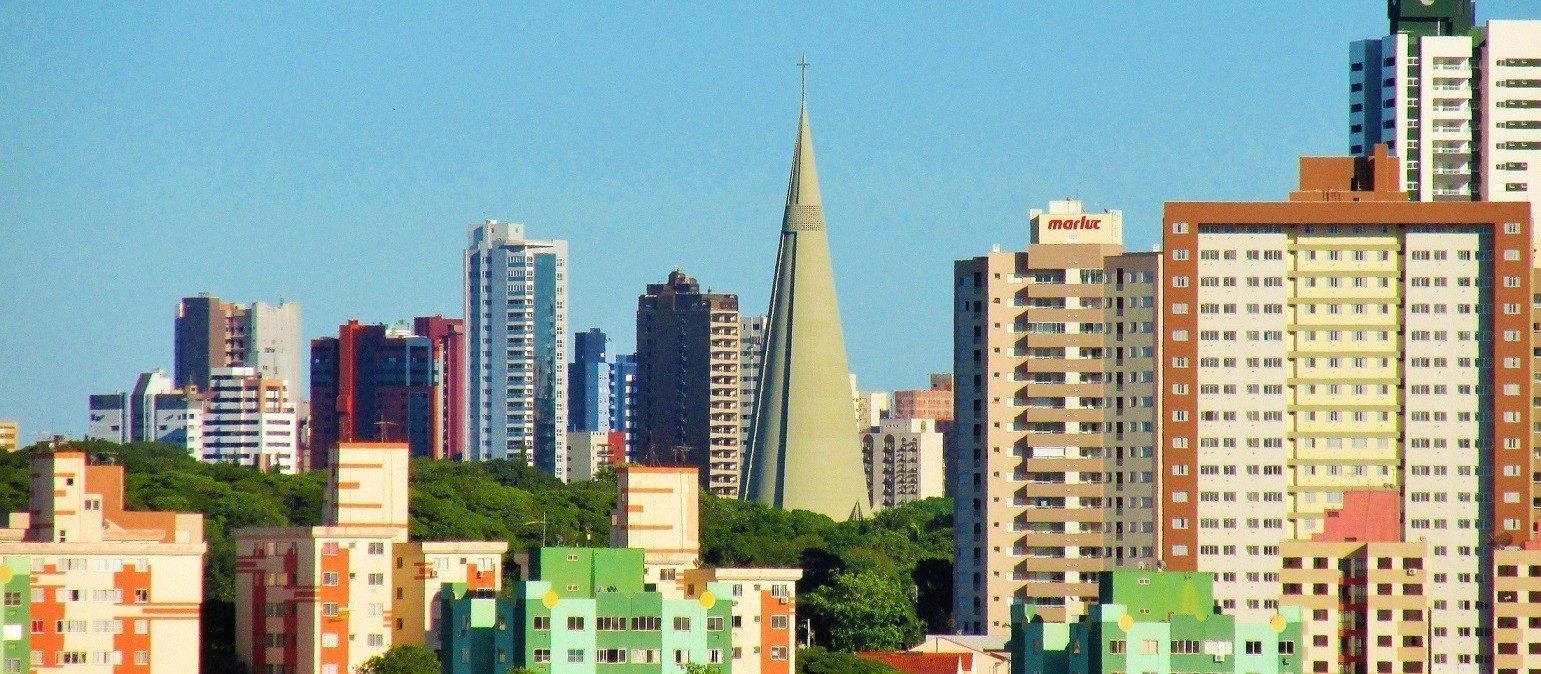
[234,442,506,673]
[0,421,15,450]
[202,366,299,473]
[739,315,767,449]
[861,417,947,509]
[0,450,207,673]
[636,270,743,496]
[743,95,870,520]
[464,220,569,475]
[310,321,439,466]
[86,369,205,454]
[952,200,1161,634]
[413,315,468,461]
[568,327,612,432]
[1160,149,1533,668]
[1350,0,1541,214]
[174,294,302,394]
[611,353,638,461]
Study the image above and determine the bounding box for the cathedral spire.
[742,65,871,520]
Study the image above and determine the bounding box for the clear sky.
[3,2,1539,440]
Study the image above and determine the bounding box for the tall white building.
[202,366,299,472]
[1350,1,1541,215]
[860,417,946,510]
[464,220,570,476]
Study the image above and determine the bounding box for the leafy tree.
[797,647,902,674]
[912,557,953,633]
[357,644,440,674]
[682,664,723,674]
[800,571,924,652]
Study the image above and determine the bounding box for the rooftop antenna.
[374,416,397,442]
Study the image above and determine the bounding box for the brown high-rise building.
[635,270,742,496]
[414,315,468,461]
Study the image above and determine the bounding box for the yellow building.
[233,442,506,672]
[0,421,17,451]
[0,450,207,673]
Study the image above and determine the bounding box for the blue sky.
[3,2,1538,439]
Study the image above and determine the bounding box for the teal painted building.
[440,548,734,673]
[1011,571,1303,674]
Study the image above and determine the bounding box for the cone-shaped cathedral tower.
[742,68,872,520]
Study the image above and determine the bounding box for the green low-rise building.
[1011,571,1303,674]
[440,547,734,673]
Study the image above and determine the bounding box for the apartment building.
[953,200,1161,634]
[610,465,802,674]
[202,366,299,473]
[635,270,743,496]
[1350,0,1541,213]
[310,320,439,466]
[0,421,15,450]
[233,442,506,673]
[86,369,204,454]
[1160,148,1533,669]
[442,548,735,673]
[861,418,947,509]
[1279,491,1430,673]
[566,430,625,481]
[174,294,302,394]
[894,374,955,422]
[0,450,206,673]
[611,354,638,461]
[739,315,767,451]
[464,220,570,473]
[412,315,468,461]
[568,328,613,433]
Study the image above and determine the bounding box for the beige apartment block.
[1493,545,1541,671]
[0,421,16,450]
[0,450,207,673]
[861,418,947,509]
[234,442,505,673]
[1161,149,1534,668]
[953,200,1161,635]
[610,465,702,594]
[1279,491,1429,673]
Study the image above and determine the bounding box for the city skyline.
[6,2,1541,439]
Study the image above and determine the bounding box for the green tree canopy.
[797,647,902,674]
[357,645,440,674]
[800,570,925,652]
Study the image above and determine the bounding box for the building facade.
[1160,150,1534,668]
[610,354,638,461]
[893,374,954,422]
[441,547,735,674]
[861,418,947,509]
[465,220,570,475]
[567,430,625,481]
[309,320,438,466]
[0,421,15,450]
[86,369,204,454]
[635,271,743,496]
[1350,1,1541,213]
[1011,571,1303,674]
[953,200,1161,634]
[201,366,299,473]
[413,315,468,461]
[233,442,506,673]
[0,450,206,673]
[569,328,612,434]
[174,294,302,394]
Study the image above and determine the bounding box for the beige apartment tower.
[742,94,870,520]
[952,200,1161,634]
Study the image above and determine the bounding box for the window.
[533,649,551,664]
[770,647,788,661]
[673,617,691,631]
[567,616,585,630]
[533,616,550,631]
[567,649,585,664]
[322,572,340,586]
[1245,640,1263,655]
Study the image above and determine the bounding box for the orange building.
[892,374,954,422]
[233,442,505,673]
[0,450,207,673]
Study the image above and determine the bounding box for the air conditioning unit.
[1214,655,1225,663]
[1406,569,1416,576]
[778,598,789,605]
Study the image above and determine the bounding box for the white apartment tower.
[1161,152,1534,671]
[1350,1,1541,216]
[464,220,570,476]
[202,366,299,472]
[952,200,1161,634]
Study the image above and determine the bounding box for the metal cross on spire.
[797,54,810,102]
